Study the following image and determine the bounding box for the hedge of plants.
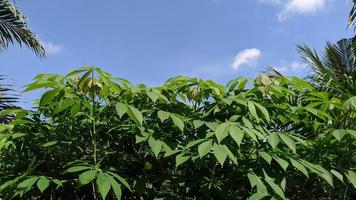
[0,66,355,199]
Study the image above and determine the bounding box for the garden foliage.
[0,66,355,199]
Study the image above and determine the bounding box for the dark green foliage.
[0,65,355,199]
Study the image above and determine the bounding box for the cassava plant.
[0,66,355,199]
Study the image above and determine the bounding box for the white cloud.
[278,0,327,21]
[290,60,307,71]
[42,42,63,55]
[258,0,330,21]
[274,60,307,74]
[258,0,281,5]
[231,48,261,70]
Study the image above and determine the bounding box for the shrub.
[0,66,355,199]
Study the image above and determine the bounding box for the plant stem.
[91,70,97,166]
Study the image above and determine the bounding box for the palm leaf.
[0,75,19,123]
[0,0,45,57]
[298,38,356,97]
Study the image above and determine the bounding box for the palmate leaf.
[0,0,45,56]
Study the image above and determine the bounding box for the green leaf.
[171,114,184,132]
[342,96,356,110]
[268,133,280,149]
[65,165,92,173]
[247,173,267,193]
[229,124,244,146]
[42,141,58,148]
[213,143,228,166]
[127,105,143,126]
[331,170,344,183]
[52,179,63,188]
[148,137,162,158]
[259,152,272,164]
[39,89,58,106]
[332,129,347,141]
[96,172,111,200]
[248,101,260,121]
[290,158,308,178]
[16,177,39,196]
[274,157,289,171]
[248,192,268,200]
[37,177,49,193]
[175,153,190,167]
[79,170,98,186]
[193,120,204,129]
[24,81,58,92]
[107,171,131,192]
[278,134,296,154]
[115,103,127,118]
[215,122,229,143]
[146,91,159,103]
[254,102,270,122]
[347,170,356,188]
[186,139,205,148]
[198,140,212,158]
[223,145,237,164]
[108,175,122,200]
[157,110,170,122]
[265,178,286,200]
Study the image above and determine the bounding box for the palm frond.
[0,75,19,123]
[0,0,45,57]
[298,38,356,97]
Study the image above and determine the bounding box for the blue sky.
[1,0,355,104]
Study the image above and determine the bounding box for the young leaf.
[96,172,111,200]
[36,177,49,193]
[79,170,98,186]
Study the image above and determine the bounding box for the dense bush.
[0,66,355,199]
